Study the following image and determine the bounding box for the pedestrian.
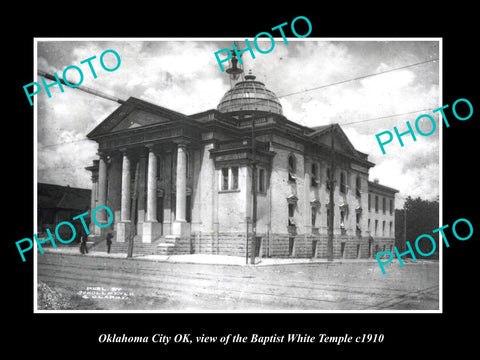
[106,233,113,254]
[79,235,84,254]
[80,234,89,254]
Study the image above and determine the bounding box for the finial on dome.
[245,69,256,81]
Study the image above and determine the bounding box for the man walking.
[80,232,89,254]
[106,233,113,254]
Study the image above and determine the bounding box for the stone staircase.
[91,235,161,256]
[155,235,192,255]
[91,234,192,256]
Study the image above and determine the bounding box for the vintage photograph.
[34,38,441,312]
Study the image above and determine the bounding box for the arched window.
[288,154,296,182]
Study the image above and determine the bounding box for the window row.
[219,166,267,192]
[368,194,394,214]
[289,202,364,231]
[288,154,362,196]
[367,219,394,237]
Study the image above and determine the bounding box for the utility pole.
[327,124,335,262]
[250,115,257,265]
[245,217,249,264]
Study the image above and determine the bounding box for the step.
[91,239,161,256]
[156,243,176,255]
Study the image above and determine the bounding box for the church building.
[85,71,397,258]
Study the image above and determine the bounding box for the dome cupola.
[217,70,283,115]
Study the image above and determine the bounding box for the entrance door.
[157,196,164,235]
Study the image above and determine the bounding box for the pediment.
[308,124,358,157]
[87,97,194,139]
[110,109,171,132]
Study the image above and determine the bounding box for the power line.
[340,108,435,126]
[38,58,439,148]
[39,138,93,149]
[277,58,439,99]
[225,57,438,112]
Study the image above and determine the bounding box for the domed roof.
[217,71,283,115]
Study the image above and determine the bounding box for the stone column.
[96,154,108,224]
[176,143,187,222]
[143,146,162,242]
[89,173,98,234]
[116,150,132,242]
[121,151,131,222]
[136,152,147,235]
[171,142,189,238]
[146,147,158,221]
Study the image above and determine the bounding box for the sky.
[35,38,440,208]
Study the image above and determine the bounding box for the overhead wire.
[38,57,439,148]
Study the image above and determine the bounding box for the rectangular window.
[258,168,265,192]
[221,168,229,190]
[375,196,379,213]
[356,212,361,230]
[375,220,378,236]
[186,195,191,223]
[186,152,192,178]
[311,163,319,187]
[368,219,371,232]
[156,155,162,180]
[311,206,316,227]
[368,194,371,211]
[389,221,393,237]
[382,197,386,214]
[356,176,361,197]
[382,220,386,236]
[340,172,347,194]
[326,168,331,190]
[340,210,345,229]
[231,166,238,190]
[288,155,296,182]
[288,203,295,226]
[390,199,393,215]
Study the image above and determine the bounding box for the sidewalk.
[39,246,384,266]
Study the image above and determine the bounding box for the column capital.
[145,143,163,154]
[97,152,109,160]
[173,139,190,148]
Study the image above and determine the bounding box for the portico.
[86,97,200,251]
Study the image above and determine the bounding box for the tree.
[395,196,439,259]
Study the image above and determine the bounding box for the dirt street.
[37,253,439,311]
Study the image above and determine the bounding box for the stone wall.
[190,230,394,259]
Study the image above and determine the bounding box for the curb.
[38,247,392,267]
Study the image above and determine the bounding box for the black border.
[8,6,479,355]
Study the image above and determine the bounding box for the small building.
[37,183,91,238]
[85,72,397,258]
[367,179,398,256]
